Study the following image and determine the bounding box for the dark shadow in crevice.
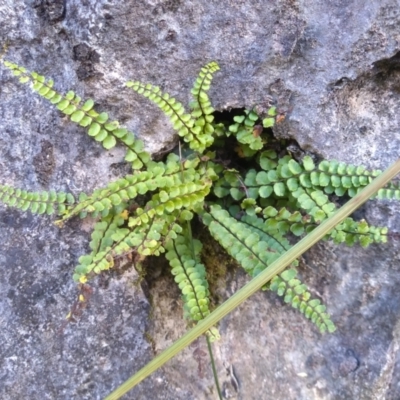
[372,50,400,92]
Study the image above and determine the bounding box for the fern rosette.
[1,56,399,341]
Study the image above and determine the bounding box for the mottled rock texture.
[0,1,399,399]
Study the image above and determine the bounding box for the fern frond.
[289,156,394,198]
[214,159,339,218]
[190,62,220,116]
[262,206,309,237]
[165,233,220,341]
[189,61,220,146]
[0,184,74,215]
[166,234,210,320]
[290,187,337,222]
[260,205,388,247]
[73,210,182,283]
[329,217,388,247]
[73,212,127,282]
[306,158,378,197]
[201,205,282,276]
[126,62,220,153]
[269,269,336,333]
[376,179,400,200]
[251,214,291,243]
[232,210,292,253]
[58,154,214,224]
[128,179,212,228]
[262,106,277,128]
[114,215,174,257]
[202,204,335,333]
[125,81,205,149]
[58,161,178,222]
[228,110,263,151]
[244,154,395,200]
[2,60,150,169]
[88,213,126,256]
[217,154,392,213]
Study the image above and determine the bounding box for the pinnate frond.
[201,204,283,276]
[165,233,220,341]
[270,269,336,333]
[73,210,182,283]
[0,184,74,215]
[127,62,220,154]
[3,60,151,169]
[228,110,263,151]
[189,61,220,146]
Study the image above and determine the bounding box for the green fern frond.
[228,110,263,151]
[126,62,220,153]
[262,206,308,237]
[201,204,282,276]
[329,217,388,247]
[231,209,292,253]
[290,187,337,222]
[292,156,393,198]
[260,205,388,247]
[58,161,180,222]
[216,154,394,215]
[72,174,152,220]
[128,179,212,228]
[252,153,392,199]
[58,153,215,225]
[125,80,203,148]
[201,204,336,333]
[190,61,220,116]
[216,106,277,158]
[189,61,220,145]
[166,234,210,320]
[115,214,178,257]
[89,213,126,255]
[165,233,220,341]
[73,210,183,283]
[262,106,277,128]
[0,184,74,215]
[269,269,336,333]
[2,60,151,169]
[73,212,127,282]
[376,179,400,200]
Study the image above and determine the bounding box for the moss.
[144,331,157,353]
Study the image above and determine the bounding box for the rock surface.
[0,1,399,399]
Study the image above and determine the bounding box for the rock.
[0,1,399,399]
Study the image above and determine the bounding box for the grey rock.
[0,1,399,399]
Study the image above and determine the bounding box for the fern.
[3,60,151,169]
[201,204,284,275]
[165,233,220,341]
[126,61,219,153]
[269,269,336,333]
[0,184,75,214]
[229,109,264,151]
[200,204,336,332]
[1,57,399,344]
